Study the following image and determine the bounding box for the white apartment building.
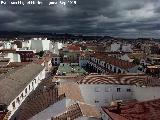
[110,43,121,52]
[29,38,53,52]
[3,53,21,62]
[0,63,45,120]
[88,55,140,74]
[21,38,53,53]
[77,74,160,108]
[28,83,100,120]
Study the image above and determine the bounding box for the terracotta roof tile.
[67,45,81,51]
[53,103,100,120]
[102,98,160,120]
[91,53,136,69]
[78,74,160,86]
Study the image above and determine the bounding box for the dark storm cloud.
[0,0,160,38]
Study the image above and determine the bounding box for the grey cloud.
[0,0,160,38]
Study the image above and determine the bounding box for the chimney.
[117,102,121,114]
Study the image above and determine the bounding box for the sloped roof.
[58,83,84,102]
[53,102,100,120]
[78,74,160,87]
[91,53,137,69]
[0,63,44,105]
[102,98,160,120]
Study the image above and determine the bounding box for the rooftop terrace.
[57,63,87,76]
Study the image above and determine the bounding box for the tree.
[133,58,140,65]
[36,51,44,57]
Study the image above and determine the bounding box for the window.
[25,88,27,94]
[17,97,20,103]
[127,88,131,92]
[29,85,31,90]
[110,65,112,70]
[106,64,108,68]
[95,87,100,92]
[32,82,34,86]
[35,79,36,84]
[117,88,121,92]
[12,102,15,109]
[95,100,99,103]
[118,69,121,73]
[114,67,116,73]
[55,58,57,61]
[21,93,23,98]
[105,87,110,92]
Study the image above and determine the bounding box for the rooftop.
[78,74,160,87]
[58,83,84,102]
[53,102,100,120]
[0,58,10,66]
[57,64,87,76]
[0,63,44,105]
[102,98,160,120]
[91,53,137,69]
[67,44,81,51]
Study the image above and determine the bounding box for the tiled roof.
[0,63,44,105]
[53,75,84,82]
[0,58,10,66]
[102,98,160,120]
[0,112,7,120]
[78,74,160,86]
[18,82,84,120]
[33,58,45,65]
[0,49,16,53]
[17,77,59,120]
[58,83,84,102]
[67,45,81,51]
[91,53,136,69]
[52,103,100,120]
[6,62,30,68]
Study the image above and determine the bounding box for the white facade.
[16,48,36,53]
[11,44,17,49]
[29,38,52,52]
[79,84,160,109]
[133,86,160,101]
[3,42,12,49]
[79,84,133,108]
[4,53,21,62]
[119,54,133,62]
[121,44,133,52]
[52,42,63,54]
[22,41,30,48]
[8,68,46,119]
[89,56,140,74]
[110,43,121,52]
[29,98,78,120]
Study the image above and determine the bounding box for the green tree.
[36,51,44,57]
[133,58,140,65]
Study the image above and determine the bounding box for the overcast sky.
[0,0,160,38]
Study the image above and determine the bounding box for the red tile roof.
[102,98,160,120]
[0,49,16,53]
[0,112,7,120]
[68,45,81,51]
[52,103,100,120]
[78,74,160,86]
[91,53,136,69]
